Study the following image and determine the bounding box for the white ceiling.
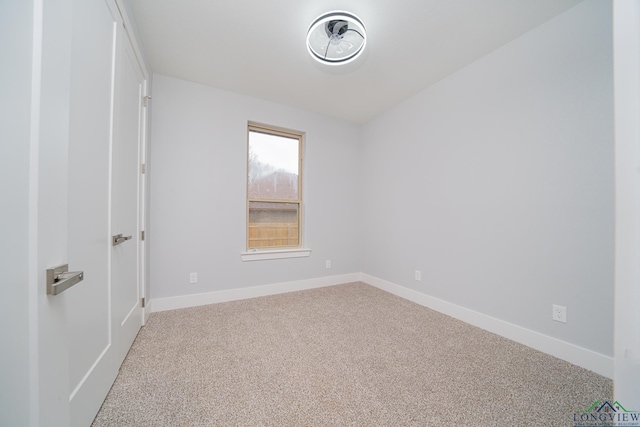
[129,0,582,124]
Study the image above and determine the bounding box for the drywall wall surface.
[361,0,614,356]
[0,2,34,426]
[150,74,361,299]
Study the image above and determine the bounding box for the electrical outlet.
[189,272,198,284]
[414,270,421,281]
[325,260,331,269]
[552,304,567,323]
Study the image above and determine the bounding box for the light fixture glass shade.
[306,11,366,65]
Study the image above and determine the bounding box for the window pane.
[248,201,299,248]
[248,131,299,200]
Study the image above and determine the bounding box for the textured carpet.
[92,282,612,426]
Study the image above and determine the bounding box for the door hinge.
[141,163,146,174]
[141,297,145,308]
[141,230,145,241]
[143,95,151,107]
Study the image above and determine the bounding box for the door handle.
[112,233,133,246]
[46,264,84,295]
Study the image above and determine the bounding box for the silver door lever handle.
[46,264,84,295]
[112,234,133,246]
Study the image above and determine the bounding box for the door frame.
[613,0,640,406]
[139,62,150,326]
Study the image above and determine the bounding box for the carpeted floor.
[92,282,612,426]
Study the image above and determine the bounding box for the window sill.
[241,248,312,262]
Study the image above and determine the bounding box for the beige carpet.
[92,282,612,426]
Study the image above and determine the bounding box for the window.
[247,123,303,251]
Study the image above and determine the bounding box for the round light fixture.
[306,11,366,66]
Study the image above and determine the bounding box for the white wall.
[150,75,362,299]
[0,2,34,426]
[361,0,614,357]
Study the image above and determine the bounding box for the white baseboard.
[361,273,614,379]
[150,273,361,313]
[150,272,613,378]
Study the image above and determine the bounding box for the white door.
[112,31,145,367]
[66,1,121,425]
[35,0,146,426]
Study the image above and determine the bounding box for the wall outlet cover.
[552,304,567,323]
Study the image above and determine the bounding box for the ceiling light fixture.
[306,11,366,66]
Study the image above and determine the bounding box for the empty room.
[2,0,639,426]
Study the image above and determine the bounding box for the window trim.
[246,122,305,252]
[240,248,312,262]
